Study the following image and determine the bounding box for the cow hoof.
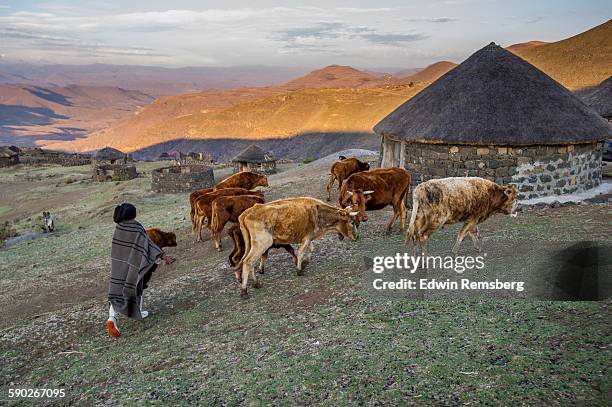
[297,270,304,276]
[258,269,265,274]
[216,247,222,252]
[240,289,249,299]
[253,281,262,289]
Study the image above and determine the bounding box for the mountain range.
[1,19,610,160]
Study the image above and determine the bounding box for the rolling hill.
[399,61,458,84]
[0,84,153,145]
[281,65,394,90]
[510,19,612,90]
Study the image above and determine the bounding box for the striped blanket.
[108,219,163,320]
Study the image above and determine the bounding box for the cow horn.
[347,191,353,196]
[345,205,352,210]
[349,211,359,217]
[363,190,374,195]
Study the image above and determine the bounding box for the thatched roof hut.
[375,42,611,199]
[375,42,611,145]
[232,145,276,174]
[93,147,127,163]
[579,76,612,119]
[0,146,19,167]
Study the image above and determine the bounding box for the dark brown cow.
[326,157,370,201]
[194,188,265,241]
[188,172,268,237]
[227,224,296,281]
[210,194,265,251]
[146,228,177,249]
[216,172,269,190]
[339,167,411,234]
[236,197,359,298]
[405,177,519,255]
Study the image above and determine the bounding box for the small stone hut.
[375,43,612,199]
[232,145,277,174]
[0,147,20,167]
[92,147,137,182]
[151,164,215,193]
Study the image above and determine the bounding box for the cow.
[193,188,265,241]
[236,197,359,298]
[339,167,411,235]
[227,224,296,281]
[189,172,268,238]
[326,157,370,201]
[210,194,265,251]
[146,228,177,249]
[216,172,269,190]
[405,177,519,255]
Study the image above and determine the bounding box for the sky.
[0,0,610,69]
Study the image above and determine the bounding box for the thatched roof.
[0,146,18,158]
[94,146,126,161]
[232,145,275,163]
[374,43,612,145]
[579,76,612,118]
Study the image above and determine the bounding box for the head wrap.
[113,203,137,224]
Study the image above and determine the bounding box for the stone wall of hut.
[93,164,138,182]
[19,154,90,167]
[232,161,276,175]
[151,165,215,193]
[400,142,602,199]
[0,156,20,167]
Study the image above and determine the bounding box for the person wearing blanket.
[107,203,176,338]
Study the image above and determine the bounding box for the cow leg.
[212,230,222,251]
[296,239,311,275]
[468,224,482,252]
[283,244,298,266]
[452,223,472,255]
[303,242,314,265]
[326,174,336,201]
[258,250,269,274]
[386,209,400,235]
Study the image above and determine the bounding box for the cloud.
[272,21,427,52]
[406,16,457,23]
[525,16,544,24]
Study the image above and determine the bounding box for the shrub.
[0,221,17,245]
[302,157,316,164]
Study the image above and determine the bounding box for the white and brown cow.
[405,177,519,255]
[339,167,411,235]
[235,197,359,298]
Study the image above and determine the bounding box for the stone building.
[232,145,277,174]
[375,43,612,199]
[92,147,137,182]
[151,165,215,193]
[0,147,19,167]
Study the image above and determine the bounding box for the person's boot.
[107,317,121,337]
[140,297,149,319]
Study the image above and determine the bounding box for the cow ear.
[503,186,515,197]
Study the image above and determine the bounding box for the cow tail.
[405,192,419,247]
[235,215,251,272]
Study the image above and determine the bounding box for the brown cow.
[236,197,359,298]
[227,224,296,281]
[216,172,269,190]
[145,228,177,249]
[339,167,411,235]
[194,188,265,241]
[405,177,519,255]
[326,157,370,201]
[210,194,265,251]
[189,172,268,237]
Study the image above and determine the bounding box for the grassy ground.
[0,160,610,406]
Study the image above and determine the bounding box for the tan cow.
[326,157,370,201]
[339,167,411,235]
[210,194,265,251]
[236,197,359,298]
[193,188,264,241]
[227,224,296,281]
[188,172,268,238]
[145,228,177,249]
[405,177,519,255]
